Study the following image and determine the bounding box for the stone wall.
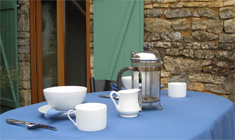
[17,0,31,106]
[144,0,235,102]
[89,0,234,102]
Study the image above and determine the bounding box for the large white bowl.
[43,86,87,111]
[121,76,132,89]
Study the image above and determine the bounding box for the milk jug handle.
[117,67,133,90]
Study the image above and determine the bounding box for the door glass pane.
[42,0,58,89]
[65,0,86,86]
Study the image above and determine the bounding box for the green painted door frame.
[94,0,144,80]
[0,0,19,113]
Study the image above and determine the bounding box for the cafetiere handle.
[117,67,133,90]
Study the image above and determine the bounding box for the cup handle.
[110,91,119,109]
[67,110,76,126]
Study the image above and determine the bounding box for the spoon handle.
[98,95,118,100]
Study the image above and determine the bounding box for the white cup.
[168,82,187,98]
[121,76,132,89]
[67,103,107,131]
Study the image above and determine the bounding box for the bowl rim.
[43,86,87,93]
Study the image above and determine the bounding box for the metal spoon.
[98,95,119,100]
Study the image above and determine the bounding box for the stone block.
[215,50,235,61]
[169,72,189,83]
[161,71,171,77]
[184,36,195,43]
[219,34,235,43]
[91,69,94,77]
[153,3,169,7]
[161,0,176,3]
[17,14,30,32]
[207,1,223,7]
[18,32,30,39]
[205,84,232,94]
[18,4,29,14]
[161,32,183,41]
[194,50,214,59]
[172,42,184,49]
[144,42,155,48]
[18,39,30,46]
[207,19,223,34]
[192,18,207,30]
[20,89,31,106]
[145,0,152,4]
[90,49,94,68]
[161,78,168,85]
[145,9,162,18]
[163,56,202,74]
[155,41,171,48]
[164,9,191,18]
[90,4,93,13]
[144,5,153,9]
[188,83,205,92]
[19,62,30,81]
[192,31,218,41]
[145,18,172,32]
[224,18,235,33]
[146,32,161,41]
[202,60,212,66]
[19,80,31,89]
[184,42,201,49]
[193,8,219,19]
[218,43,235,50]
[90,34,94,42]
[201,42,218,49]
[219,7,235,19]
[18,0,28,4]
[18,54,30,62]
[203,63,234,75]
[189,73,226,84]
[179,49,194,58]
[170,2,184,8]
[18,45,30,54]
[166,48,180,55]
[172,19,191,31]
[224,0,235,6]
[184,2,206,7]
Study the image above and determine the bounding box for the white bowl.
[121,76,132,89]
[43,86,87,111]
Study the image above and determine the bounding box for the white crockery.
[38,105,75,118]
[67,103,107,132]
[168,82,187,98]
[43,86,87,111]
[110,89,140,118]
[121,76,132,89]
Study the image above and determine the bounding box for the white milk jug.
[110,89,140,118]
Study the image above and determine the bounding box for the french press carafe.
[117,52,162,110]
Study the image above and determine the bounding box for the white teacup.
[67,103,107,131]
[110,89,140,118]
[168,82,187,98]
[121,76,132,89]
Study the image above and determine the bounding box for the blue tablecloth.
[1,90,234,139]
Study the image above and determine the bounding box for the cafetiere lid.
[131,52,161,62]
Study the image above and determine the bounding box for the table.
[1,90,234,139]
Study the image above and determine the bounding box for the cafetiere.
[117,51,162,110]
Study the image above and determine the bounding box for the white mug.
[168,82,187,98]
[67,103,107,131]
[110,89,140,118]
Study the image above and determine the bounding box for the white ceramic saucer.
[38,105,75,119]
